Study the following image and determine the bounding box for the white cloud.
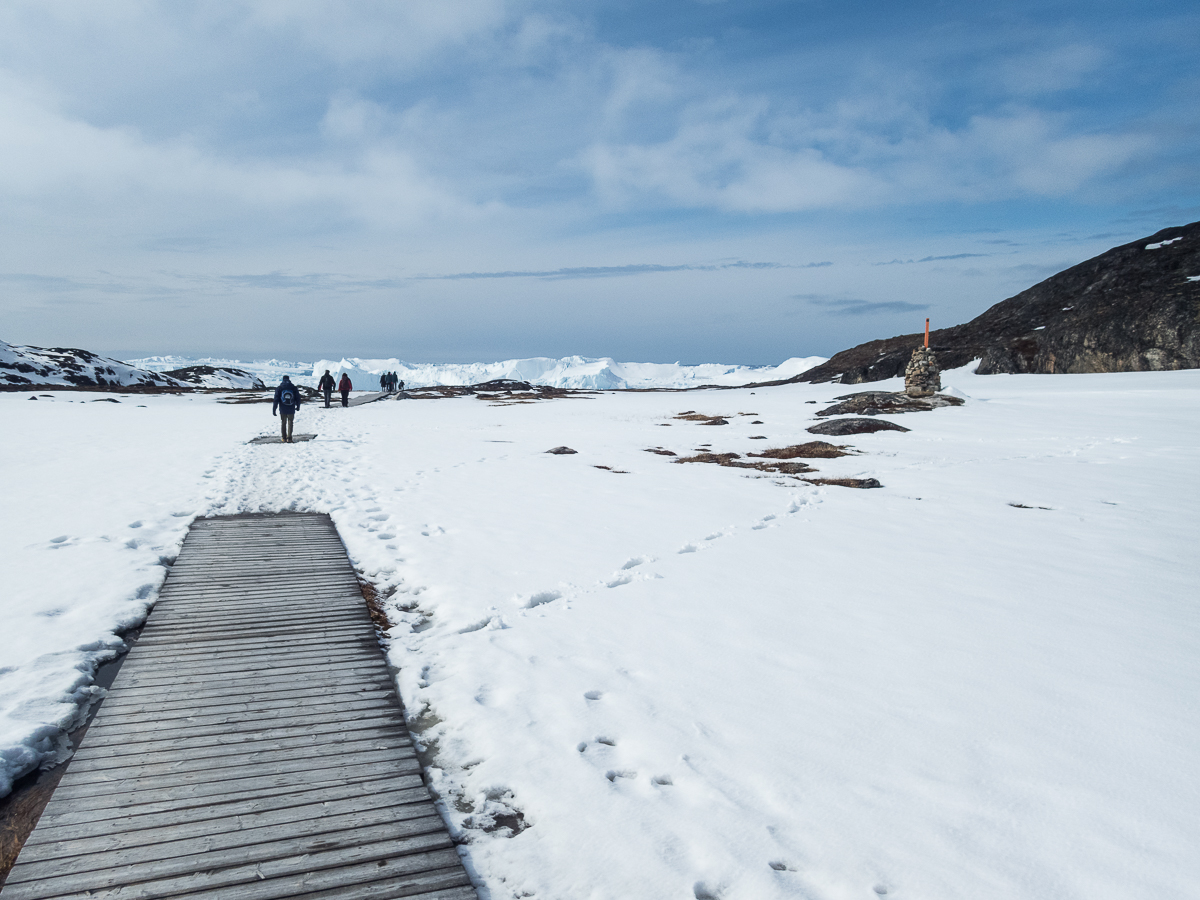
[0,71,480,232]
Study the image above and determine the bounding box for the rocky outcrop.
[163,365,265,390]
[0,340,183,389]
[799,221,1200,384]
[807,418,910,436]
[816,391,963,418]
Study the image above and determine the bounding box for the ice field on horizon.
[2,367,1198,899]
[128,353,827,390]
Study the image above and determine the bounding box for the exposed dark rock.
[797,221,1200,384]
[807,418,910,435]
[817,391,964,417]
[644,448,678,456]
[546,446,577,454]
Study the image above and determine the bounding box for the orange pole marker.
[924,318,930,348]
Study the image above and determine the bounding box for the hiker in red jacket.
[338,373,352,407]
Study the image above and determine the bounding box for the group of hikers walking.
[272,368,403,442]
[316,370,353,408]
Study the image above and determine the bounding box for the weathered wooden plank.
[82,697,399,742]
[292,881,478,900]
[134,617,371,641]
[104,656,383,689]
[41,758,421,818]
[82,687,399,731]
[66,721,408,767]
[29,775,424,837]
[20,786,435,858]
[108,660,390,693]
[147,600,368,623]
[76,710,408,751]
[111,644,379,676]
[64,732,413,782]
[66,723,408,773]
[49,747,418,801]
[97,674,393,712]
[11,811,447,890]
[111,643,379,672]
[2,837,460,900]
[7,814,448,893]
[128,626,373,653]
[128,619,369,643]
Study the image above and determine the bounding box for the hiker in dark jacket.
[338,373,352,407]
[317,370,335,408]
[272,376,302,443]
[380,372,387,392]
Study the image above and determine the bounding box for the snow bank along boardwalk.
[3,513,477,900]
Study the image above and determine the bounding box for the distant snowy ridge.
[306,355,827,390]
[1,340,182,388]
[133,354,825,390]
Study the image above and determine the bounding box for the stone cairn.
[905,347,941,397]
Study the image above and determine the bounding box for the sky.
[1,0,1197,365]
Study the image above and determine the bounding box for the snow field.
[1,369,1198,899]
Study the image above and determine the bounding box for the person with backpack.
[338,372,352,407]
[317,369,335,408]
[272,375,302,442]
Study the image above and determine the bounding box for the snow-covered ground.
[2,368,1198,899]
[130,354,826,390]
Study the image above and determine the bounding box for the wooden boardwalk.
[2,513,476,900]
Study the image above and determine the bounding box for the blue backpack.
[280,387,296,408]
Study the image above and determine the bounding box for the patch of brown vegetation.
[643,448,677,456]
[748,441,851,460]
[674,452,816,476]
[673,411,730,425]
[594,466,630,473]
[358,579,393,634]
[803,477,882,489]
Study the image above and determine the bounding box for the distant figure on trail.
[317,369,335,408]
[338,373,352,407]
[397,378,405,394]
[380,372,387,392]
[272,375,302,443]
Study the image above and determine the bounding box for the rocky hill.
[0,340,184,389]
[163,365,265,390]
[799,221,1200,384]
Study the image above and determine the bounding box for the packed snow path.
[2,513,476,900]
